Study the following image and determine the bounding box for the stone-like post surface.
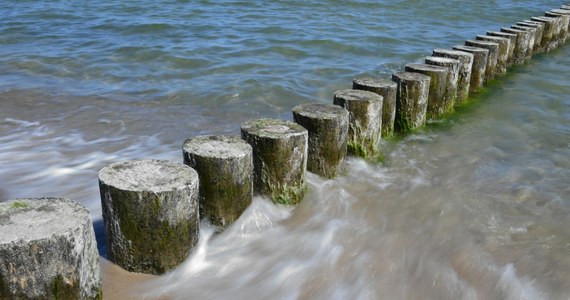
[452,45,488,92]
[511,25,537,59]
[424,56,459,110]
[333,89,382,158]
[240,118,308,204]
[516,21,545,54]
[465,40,499,80]
[0,198,102,299]
[98,159,199,275]
[404,63,449,120]
[292,103,349,179]
[391,72,430,132]
[183,135,253,226]
[352,77,397,138]
[531,17,558,51]
[500,27,531,64]
[486,31,517,66]
[475,35,510,75]
[546,10,570,43]
[432,49,473,104]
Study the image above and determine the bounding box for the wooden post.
[546,10,570,43]
[432,49,473,103]
[98,159,199,275]
[425,56,460,110]
[240,118,308,204]
[452,45,488,92]
[352,77,397,138]
[183,135,253,226]
[516,21,545,54]
[465,40,499,80]
[475,35,510,75]
[486,31,517,66]
[391,72,430,131]
[404,64,449,120]
[500,27,531,64]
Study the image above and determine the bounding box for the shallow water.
[1,0,569,299]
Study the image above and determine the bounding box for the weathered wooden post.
[452,45,488,92]
[391,72,430,131]
[500,27,531,63]
[424,56,460,109]
[0,198,102,299]
[240,118,308,204]
[511,25,537,59]
[183,135,253,227]
[292,103,349,179]
[531,17,558,51]
[352,77,397,138]
[333,89,382,158]
[432,49,473,103]
[546,10,570,43]
[404,64,449,120]
[475,35,510,75]
[465,40,499,80]
[98,159,199,275]
[516,21,545,54]
[486,31,517,66]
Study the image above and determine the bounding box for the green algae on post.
[391,72,430,132]
[292,103,349,179]
[183,135,253,227]
[333,89,382,159]
[432,49,473,104]
[465,40,500,81]
[500,27,531,63]
[98,159,199,275]
[405,63,449,120]
[452,45,488,92]
[517,21,546,54]
[424,56,460,112]
[0,198,102,299]
[241,118,308,205]
[352,77,397,138]
[476,35,511,75]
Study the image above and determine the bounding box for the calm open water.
[1,0,569,299]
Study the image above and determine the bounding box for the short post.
[352,77,397,138]
[465,40,499,80]
[0,198,102,299]
[475,35,510,75]
[333,89,382,158]
[424,56,460,109]
[404,63,449,120]
[240,118,308,204]
[292,103,349,179]
[500,27,531,64]
[432,48,473,103]
[98,159,199,275]
[183,135,253,227]
[452,45,488,92]
[531,17,558,51]
[546,10,570,43]
[391,72,430,132]
[516,21,545,54]
[486,31,517,66]
[511,25,537,59]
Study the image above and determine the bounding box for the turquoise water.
[1,1,569,299]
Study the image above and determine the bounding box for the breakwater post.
[333,89,382,158]
[352,77,397,138]
[511,25,537,59]
[183,135,253,227]
[292,103,349,178]
[516,21,545,54]
[500,27,531,63]
[475,35,510,75]
[241,118,308,204]
[404,63,449,120]
[432,49,473,103]
[486,31,517,66]
[424,56,460,110]
[465,40,499,80]
[546,10,570,43]
[452,45,488,92]
[98,159,199,275]
[391,72,430,131]
[0,198,102,299]
[531,17,558,51]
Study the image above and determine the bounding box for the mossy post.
[240,118,308,204]
[0,198,102,299]
[352,77,397,138]
[546,11,570,43]
[499,28,530,64]
[98,159,199,275]
[464,40,499,81]
[424,56,459,110]
[432,49,473,104]
[511,25,537,59]
[183,135,253,227]
[391,72,430,132]
[531,17,558,51]
[516,21,545,54]
[333,89,382,158]
[292,103,349,179]
[486,31,517,66]
[475,35,510,75]
[452,45,488,93]
[404,64,448,120]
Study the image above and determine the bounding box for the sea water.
[1,0,569,299]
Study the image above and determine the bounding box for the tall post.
[391,72,430,131]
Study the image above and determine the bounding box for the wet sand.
[100,257,159,300]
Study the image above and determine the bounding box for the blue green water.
[1,1,569,299]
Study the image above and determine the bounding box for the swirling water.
[1,0,569,299]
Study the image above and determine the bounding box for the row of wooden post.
[1,5,569,299]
